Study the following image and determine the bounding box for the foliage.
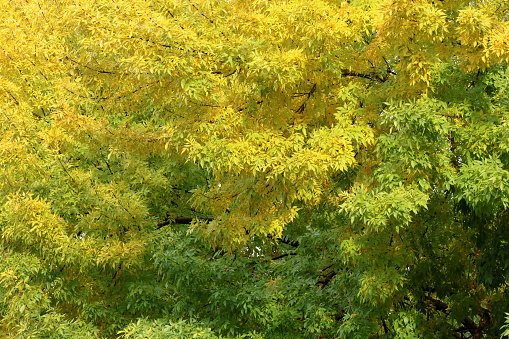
[0,0,509,337]
[119,318,262,339]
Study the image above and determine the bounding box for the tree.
[0,0,509,337]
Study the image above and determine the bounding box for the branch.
[316,270,336,288]
[341,69,390,82]
[270,253,297,260]
[423,296,449,313]
[423,296,491,337]
[64,81,156,100]
[437,113,462,119]
[57,157,78,189]
[381,317,390,334]
[175,216,214,224]
[3,90,19,105]
[292,83,317,114]
[65,56,119,75]
[156,216,214,229]
[293,83,317,98]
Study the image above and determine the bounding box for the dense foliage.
[1,0,509,337]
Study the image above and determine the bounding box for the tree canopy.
[1,0,509,337]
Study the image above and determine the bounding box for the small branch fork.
[340,68,390,83]
[293,83,317,114]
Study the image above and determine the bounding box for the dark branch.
[316,270,336,288]
[341,68,390,82]
[424,296,491,338]
[293,83,317,114]
[270,253,297,261]
[437,113,462,119]
[64,82,156,100]
[156,216,214,229]
[424,296,449,313]
[65,56,119,75]
[175,216,214,224]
